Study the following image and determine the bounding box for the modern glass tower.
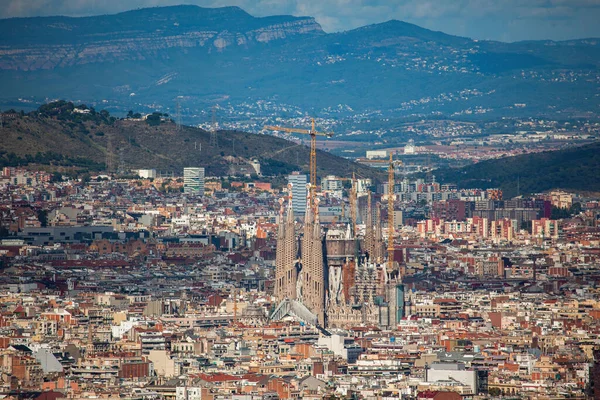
[287,173,308,214]
[183,167,205,194]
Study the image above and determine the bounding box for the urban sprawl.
[1,152,600,400]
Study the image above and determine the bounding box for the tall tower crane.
[387,153,402,278]
[349,173,358,236]
[264,119,333,200]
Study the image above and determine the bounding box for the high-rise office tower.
[183,168,205,194]
[386,283,405,327]
[287,173,308,214]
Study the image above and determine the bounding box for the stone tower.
[275,184,297,302]
[301,194,326,326]
[364,191,374,260]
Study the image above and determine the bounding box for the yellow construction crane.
[387,154,402,276]
[264,119,333,199]
[349,173,358,236]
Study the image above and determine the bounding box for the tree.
[521,220,532,231]
[37,209,48,227]
[551,206,571,220]
[81,173,91,185]
[145,112,163,126]
[50,172,62,183]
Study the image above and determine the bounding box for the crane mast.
[350,173,357,236]
[387,154,395,273]
[309,119,317,198]
[264,118,333,203]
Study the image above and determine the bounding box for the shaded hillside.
[0,102,383,181]
[434,142,600,198]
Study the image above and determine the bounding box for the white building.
[176,386,206,400]
[183,168,205,195]
[356,178,372,193]
[171,216,191,227]
[404,139,416,154]
[111,320,140,339]
[366,150,388,159]
[426,363,477,394]
[322,175,343,191]
[249,159,261,176]
[138,169,157,179]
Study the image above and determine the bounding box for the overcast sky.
[3,0,600,42]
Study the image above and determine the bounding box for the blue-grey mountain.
[1,5,600,119]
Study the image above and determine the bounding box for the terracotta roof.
[434,298,458,304]
[197,373,239,382]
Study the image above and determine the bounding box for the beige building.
[148,350,175,377]
[549,191,573,209]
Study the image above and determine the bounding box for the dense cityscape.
[2,2,600,400]
[1,151,599,399]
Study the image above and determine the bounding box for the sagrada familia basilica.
[272,183,405,329]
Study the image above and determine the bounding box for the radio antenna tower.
[210,106,218,148]
[426,151,432,184]
[118,148,125,175]
[176,97,182,131]
[106,134,114,173]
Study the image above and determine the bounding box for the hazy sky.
[3,0,600,42]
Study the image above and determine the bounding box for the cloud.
[1,0,600,41]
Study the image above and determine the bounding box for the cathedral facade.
[273,188,398,329]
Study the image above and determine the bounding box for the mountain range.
[1,5,600,120]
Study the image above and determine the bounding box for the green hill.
[434,142,600,197]
[0,101,383,182]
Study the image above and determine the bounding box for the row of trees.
[0,151,104,171]
[550,203,582,219]
[36,100,115,125]
[7,101,174,126]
